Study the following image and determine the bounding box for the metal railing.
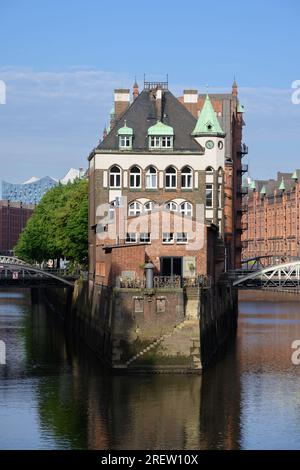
[154,275,181,288]
[239,187,248,195]
[239,143,248,156]
[117,275,212,289]
[119,277,146,288]
[238,163,248,173]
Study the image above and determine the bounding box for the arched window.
[181,166,193,189]
[109,165,121,188]
[129,166,141,188]
[164,201,178,212]
[165,166,177,189]
[128,201,142,216]
[144,201,156,212]
[206,166,214,175]
[180,202,193,217]
[145,166,157,189]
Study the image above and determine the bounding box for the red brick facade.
[0,200,34,255]
[242,172,300,259]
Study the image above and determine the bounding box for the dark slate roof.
[98,90,204,153]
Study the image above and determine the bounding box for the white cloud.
[0,68,299,182]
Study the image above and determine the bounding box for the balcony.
[236,221,248,232]
[238,163,248,174]
[238,186,248,196]
[238,143,248,156]
[237,205,248,214]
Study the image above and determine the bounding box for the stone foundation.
[61,277,237,373]
[39,276,237,374]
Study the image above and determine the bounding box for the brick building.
[242,171,300,259]
[88,79,246,287]
[0,200,34,255]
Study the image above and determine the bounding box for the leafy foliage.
[15,179,88,266]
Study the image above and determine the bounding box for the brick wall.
[242,184,300,259]
[0,200,34,254]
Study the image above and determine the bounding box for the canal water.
[0,288,300,450]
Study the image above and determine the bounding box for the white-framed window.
[205,184,213,208]
[144,201,155,212]
[129,166,141,188]
[165,166,177,189]
[119,136,132,149]
[149,136,160,148]
[162,232,174,244]
[181,166,193,189]
[164,201,178,212]
[140,233,151,243]
[176,232,188,244]
[109,165,121,188]
[180,202,193,217]
[161,136,172,148]
[125,233,137,243]
[128,201,142,216]
[145,166,157,189]
[206,166,214,174]
[149,136,173,149]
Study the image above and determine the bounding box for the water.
[0,288,300,450]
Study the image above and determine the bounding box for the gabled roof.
[279,178,285,191]
[148,121,174,136]
[118,120,133,136]
[97,89,204,153]
[260,185,266,195]
[192,94,225,137]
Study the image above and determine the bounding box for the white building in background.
[1,167,86,205]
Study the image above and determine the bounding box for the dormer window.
[119,136,132,148]
[149,136,173,149]
[117,120,133,150]
[147,121,174,150]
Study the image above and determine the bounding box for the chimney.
[133,80,139,100]
[114,88,130,120]
[183,89,198,117]
[155,87,163,121]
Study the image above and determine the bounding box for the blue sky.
[0,0,299,183]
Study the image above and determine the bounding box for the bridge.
[232,257,300,289]
[0,256,76,287]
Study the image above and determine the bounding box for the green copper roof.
[148,121,174,136]
[117,120,133,136]
[279,178,285,191]
[260,185,266,195]
[237,102,245,113]
[250,180,256,190]
[292,170,298,180]
[110,105,115,116]
[192,94,225,137]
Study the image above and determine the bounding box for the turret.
[192,94,225,170]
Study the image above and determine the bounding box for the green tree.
[15,179,88,266]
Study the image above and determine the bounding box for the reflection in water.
[0,288,300,449]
